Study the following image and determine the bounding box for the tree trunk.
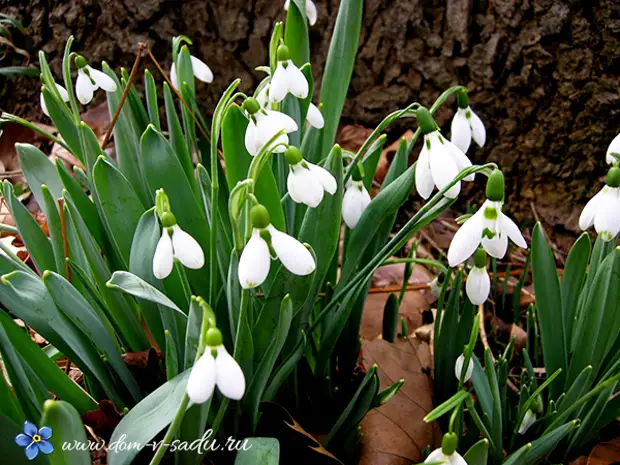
[1,0,619,247]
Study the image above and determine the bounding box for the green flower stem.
[61,36,81,123]
[0,113,72,152]
[148,394,191,465]
[380,257,448,273]
[0,240,36,275]
[0,222,19,234]
[344,101,420,184]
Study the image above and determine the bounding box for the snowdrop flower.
[170,55,213,89]
[40,83,69,117]
[606,133,620,164]
[74,55,117,105]
[243,97,298,156]
[466,248,490,305]
[307,102,324,129]
[342,170,371,228]
[425,433,467,465]
[152,190,204,279]
[448,170,527,267]
[285,146,336,208]
[187,328,245,404]
[454,354,474,383]
[238,205,315,289]
[284,0,317,26]
[429,276,443,298]
[415,107,474,200]
[518,409,537,435]
[450,91,486,153]
[269,45,309,104]
[579,166,620,241]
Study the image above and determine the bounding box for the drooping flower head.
[450,90,486,153]
[269,44,309,104]
[448,170,527,267]
[170,50,213,90]
[284,0,317,26]
[238,204,316,289]
[606,132,620,165]
[187,327,246,404]
[307,102,324,129]
[579,166,620,241]
[74,55,117,105]
[342,165,371,229]
[415,106,474,200]
[40,83,69,117]
[152,189,205,279]
[425,432,468,465]
[466,248,490,306]
[454,354,474,383]
[285,146,337,208]
[242,97,298,156]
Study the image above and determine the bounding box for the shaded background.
[1,0,620,248]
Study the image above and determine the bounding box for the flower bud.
[250,204,270,229]
[457,90,469,109]
[75,55,87,69]
[160,212,177,228]
[242,97,260,115]
[606,166,620,188]
[441,432,458,456]
[284,146,303,165]
[416,107,437,135]
[473,247,487,268]
[155,188,172,217]
[277,44,291,62]
[205,327,223,347]
[485,170,505,202]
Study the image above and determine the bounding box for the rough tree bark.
[1,0,619,246]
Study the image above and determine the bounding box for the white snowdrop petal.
[256,85,270,109]
[190,55,214,83]
[87,66,117,92]
[425,449,448,463]
[500,213,528,249]
[238,231,271,289]
[579,189,605,230]
[594,190,620,240]
[245,121,260,156]
[466,267,490,306]
[171,225,205,269]
[55,83,70,101]
[430,137,461,198]
[518,410,537,435]
[273,133,290,152]
[286,62,309,99]
[214,346,246,400]
[606,133,620,165]
[284,0,290,11]
[447,213,484,267]
[153,231,174,279]
[446,138,475,182]
[452,452,469,465]
[187,352,216,404]
[482,232,509,259]
[76,69,94,105]
[265,110,298,133]
[40,92,49,117]
[306,0,318,25]
[306,102,325,129]
[454,354,474,382]
[288,166,324,208]
[170,62,178,90]
[415,143,434,199]
[269,64,289,103]
[451,109,472,153]
[342,184,371,229]
[469,108,486,147]
[308,162,337,194]
[268,225,316,276]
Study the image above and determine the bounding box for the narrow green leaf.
[463,439,489,465]
[234,438,280,465]
[144,69,161,130]
[40,400,91,465]
[561,232,590,344]
[531,222,566,398]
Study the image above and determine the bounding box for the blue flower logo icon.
[15,421,54,460]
